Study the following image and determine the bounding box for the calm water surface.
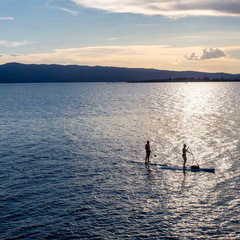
[0,82,240,239]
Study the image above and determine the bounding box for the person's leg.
[147,151,150,163]
[183,156,186,168]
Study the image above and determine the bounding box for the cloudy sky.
[0,0,240,73]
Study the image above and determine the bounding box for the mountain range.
[0,62,239,83]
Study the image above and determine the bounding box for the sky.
[0,0,240,73]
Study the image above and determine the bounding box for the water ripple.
[0,83,240,239]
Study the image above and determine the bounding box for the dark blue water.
[1,82,240,239]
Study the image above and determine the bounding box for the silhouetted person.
[145,141,151,163]
[182,144,190,168]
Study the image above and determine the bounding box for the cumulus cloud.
[184,48,228,61]
[0,40,35,47]
[71,0,240,18]
[0,17,14,20]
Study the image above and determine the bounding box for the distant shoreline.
[1,63,240,83]
[128,78,240,83]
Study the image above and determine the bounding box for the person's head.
[184,144,187,147]
[147,141,149,144]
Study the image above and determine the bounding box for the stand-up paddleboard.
[161,166,215,173]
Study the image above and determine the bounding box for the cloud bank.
[184,48,228,61]
[71,0,240,18]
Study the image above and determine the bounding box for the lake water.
[0,82,240,239]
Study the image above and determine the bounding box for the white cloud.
[10,54,27,57]
[46,2,78,15]
[107,37,121,41]
[71,0,240,18]
[107,36,131,41]
[0,17,14,20]
[60,7,78,15]
[0,40,35,47]
[184,48,228,61]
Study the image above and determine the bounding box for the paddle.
[189,151,200,168]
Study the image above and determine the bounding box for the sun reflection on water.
[134,83,240,238]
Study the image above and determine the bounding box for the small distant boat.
[161,166,215,173]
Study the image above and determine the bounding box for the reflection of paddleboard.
[161,166,215,173]
[147,163,168,166]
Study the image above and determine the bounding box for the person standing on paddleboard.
[145,141,151,164]
[182,144,190,168]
